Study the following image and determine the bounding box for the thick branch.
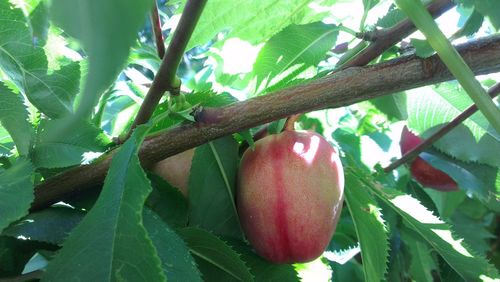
[130,0,207,131]
[384,82,500,173]
[31,35,500,211]
[342,0,454,68]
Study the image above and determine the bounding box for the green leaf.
[376,5,405,28]
[419,152,498,202]
[146,173,189,228]
[49,0,153,119]
[451,211,495,256]
[143,208,203,282]
[0,236,42,277]
[367,185,499,280]
[0,1,80,118]
[181,0,334,50]
[0,83,33,156]
[0,159,34,233]
[42,125,167,282]
[396,0,500,132]
[369,93,407,121]
[177,227,253,282]
[452,9,484,39]
[32,119,111,168]
[400,227,437,282]
[253,22,338,89]
[0,1,47,81]
[344,168,389,282]
[406,83,500,167]
[228,239,299,281]
[410,38,434,58]
[2,207,85,245]
[188,136,242,238]
[474,0,500,29]
[29,1,50,47]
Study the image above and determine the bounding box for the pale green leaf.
[188,136,242,238]
[49,0,153,118]
[42,125,167,282]
[253,22,339,89]
[177,227,253,282]
[180,0,335,50]
[0,82,33,156]
[406,82,500,167]
[143,208,202,282]
[32,118,110,168]
[0,158,34,233]
[474,0,500,29]
[344,169,389,282]
[369,186,499,280]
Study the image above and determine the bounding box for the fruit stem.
[283,114,301,131]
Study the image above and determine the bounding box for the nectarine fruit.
[237,130,344,263]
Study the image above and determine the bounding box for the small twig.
[341,0,454,69]
[384,82,500,173]
[128,0,208,136]
[150,0,165,59]
[0,270,44,282]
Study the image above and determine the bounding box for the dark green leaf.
[49,0,153,118]
[177,227,253,282]
[2,207,84,245]
[143,209,202,282]
[32,118,111,168]
[254,22,338,89]
[29,2,50,47]
[0,159,33,233]
[451,211,495,256]
[344,168,389,282]
[474,0,500,29]
[453,10,484,39]
[228,239,299,282]
[188,136,242,238]
[42,125,167,282]
[400,227,437,282]
[0,83,33,156]
[146,173,188,228]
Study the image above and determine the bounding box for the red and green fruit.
[400,126,458,192]
[152,148,195,196]
[237,130,344,264]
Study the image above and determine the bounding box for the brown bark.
[32,35,500,211]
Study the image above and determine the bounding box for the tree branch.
[150,0,165,59]
[342,0,454,68]
[31,35,500,211]
[384,82,500,173]
[129,0,208,133]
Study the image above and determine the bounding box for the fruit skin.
[152,148,195,196]
[237,130,344,264]
[400,126,458,192]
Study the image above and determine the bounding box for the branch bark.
[31,35,500,211]
[150,0,165,59]
[342,0,454,68]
